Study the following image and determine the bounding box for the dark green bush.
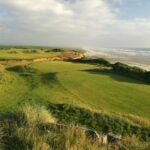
[7,65,35,73]
[48,104,150,142]
[112,62,150,83]
[52,48,64,52]
[69,58,110,66]
[45,48,64,52]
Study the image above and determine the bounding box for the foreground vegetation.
[1,104,149,150]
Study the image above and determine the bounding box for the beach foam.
[84,48,150,71]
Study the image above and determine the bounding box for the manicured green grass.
[0,60,150,118]
[0,61,150,118]
[0,72,29,112]
[30,61,150,118]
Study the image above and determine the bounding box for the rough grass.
[0,127,4,150]
[112,135,150,150]
[48,103,150,141]
[0,64,10,85]
[0,64,5,73]
[20,104,56,126]
[1,104,149,150]
[123,114,150,128]
[0,104,101,150]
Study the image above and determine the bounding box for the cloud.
[0,0,150,48]
[1,0,73,15]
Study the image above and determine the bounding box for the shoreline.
[85,49,150,71]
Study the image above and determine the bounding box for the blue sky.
[109,0,150,19]
[0,0,150,48]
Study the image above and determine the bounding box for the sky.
[0,0,150,48]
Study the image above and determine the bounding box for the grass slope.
[1,61,149,119]
[30,61,150,118]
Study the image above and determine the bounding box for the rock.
[107,133,122,143]
[85,129,108,145]
[85,129,99,140]
[99,135,108,145]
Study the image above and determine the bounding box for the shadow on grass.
[7,65,60,89]
[20,72,59,90]
[82,68,146,85]
[7,65,36,73]
[41,72,58,86]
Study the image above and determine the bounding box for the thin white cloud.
[1,0,73,15]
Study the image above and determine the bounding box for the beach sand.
[85,49,150,71]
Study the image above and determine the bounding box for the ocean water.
[94,48,150,58]
[85,48,150,70]
[85,48,150,59]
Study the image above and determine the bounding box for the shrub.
[112,62,150,83]
[69,58,110,66]
[22,49,38,53]
[51,48,64,52]
[115,135,150,150]
[1,104,150,149]
[8,51,18,54]
[48,104,150,142]
[7,65,35,73]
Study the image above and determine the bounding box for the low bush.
[22,49,38,53]
[1,103,150,150]
[1,104,102,150]
[69,58,111,66]
[112,62,150,83]
[7,65,36,73]
[48,104,150,142]
[45,48,64,53]
[51,48,64,52]
[8,51,18,54]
